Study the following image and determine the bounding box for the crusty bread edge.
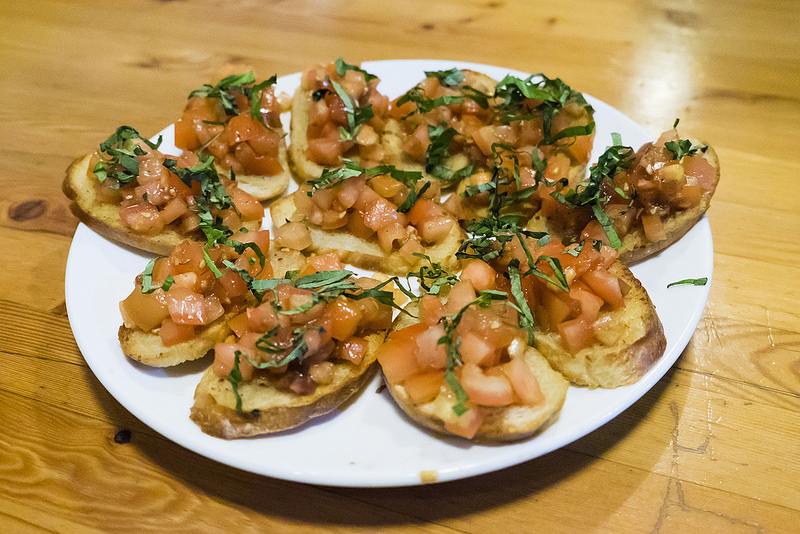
[63,154,188,256]
[382,300,569,442]
[189,332,387,439]
[533,262,667,388]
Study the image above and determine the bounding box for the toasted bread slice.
[288,61,399,182]
[189,332,385,439]
[63,153,263,256]
[382,299,569,442]
[270,193,463,276]
[385,346,568,442]
[532,261,666,388]
[118,247,306,368]
[526,139,720,264]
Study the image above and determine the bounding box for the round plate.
[65,60,713,487]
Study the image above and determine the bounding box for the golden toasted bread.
[64,152,263,256]
[532,261,666,388]
[381,297,569,442]
[189,332,385,439]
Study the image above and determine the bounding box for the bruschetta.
[378,272,569,441]
[118,230,304,367]
[189,253,396,438]
[270,161,463,276]
[386,69,595,225]
[526,125,720,264]
[63,126,264,255]
[288,58,395,182]
[174,71,291,201]
[458,221,666,388]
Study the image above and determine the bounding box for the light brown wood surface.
[2,0,799,532]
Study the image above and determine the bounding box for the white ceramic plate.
[65,60,713,487]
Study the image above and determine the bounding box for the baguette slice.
[381,298,569,442]
[63,153,262,256]
[288,61,399,182]
[190,332,385,439]
[119,246,305,368]
[533,261,666,388]
[270,193,463,276]
[526,138,720,265]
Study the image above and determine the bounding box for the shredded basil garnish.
[667,277,708,288]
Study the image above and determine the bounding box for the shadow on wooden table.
[80,347,686,529]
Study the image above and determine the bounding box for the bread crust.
[532,261,667,388]
[63,154,262,256]
[189,332,386,438]
[382,300,569,442]
[270,194,463,276]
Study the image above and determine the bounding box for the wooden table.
[2,1,799,531]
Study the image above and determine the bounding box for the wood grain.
[2,0,799,532]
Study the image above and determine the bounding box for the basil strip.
[667,277,708,288]
[229,352,244,412]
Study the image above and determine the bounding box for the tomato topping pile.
[90,126,263,236]
[301,60,390,167]
[211,255,393,397]
[378,275,544,440]
[541,128,717,246]
[282,167,457,260]
[389,69,595,216]
[119,230,272,346]
[497,235,626,354]
[599,130,716,242]
[174,73,285,177]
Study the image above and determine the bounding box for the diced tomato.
[335,336,368,365]
[444,405,483,440]
[402,370,445,403]
[328,299,363,341]
[212,342,255,381]
[446,280,476,314]
[307,136,343,166]
[683,154,715,191]
[378,323,428,383]
[274,222,312,251]
[419,294,445,325]
[460,259,496,292]
[159,318,197,347]
[558,316,595,354]
[362,197,405,231]
[119,288,169,331]
[216,268,249,300]
[570,285,605,323]
[408,324,445,369]
[459,331,498,367]
[581,267,624,308]
[166,286,212,325]
[641,212,666,242]
[502,356,543,406]
[228,312,249,338]
[229,185,264,221]
[459,363,514,406]
[247,302,279,332]
[119,201,164,234]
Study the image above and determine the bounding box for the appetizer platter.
[64,60,714,487]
